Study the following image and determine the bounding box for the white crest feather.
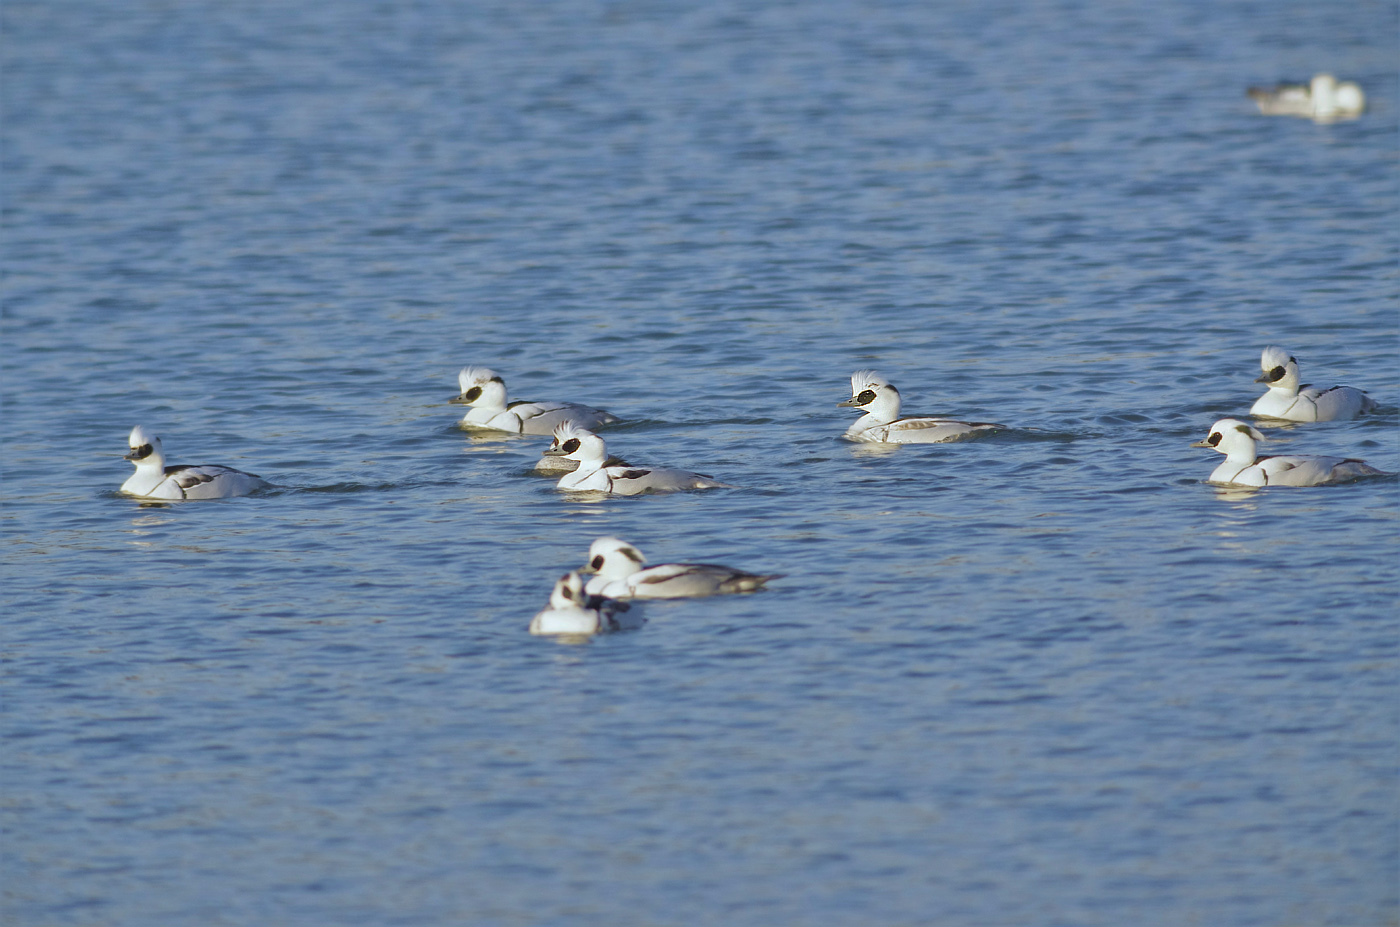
[552,419,596,442]
[457,366,503,389]
[128,424,158,447]
[1259,346,1292,371]
[850,369,889,391]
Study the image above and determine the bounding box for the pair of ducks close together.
[528,537,779,636]
[1197,346,1383,488]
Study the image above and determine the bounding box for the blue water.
[3,1,1397,924]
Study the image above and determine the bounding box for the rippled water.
[3,1,1398,924]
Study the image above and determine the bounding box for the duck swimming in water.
[528,571,641,636]
[840,370,1004,444]
[580,537,780,599]
[451,366,618,435]
[120,426,269,500]
[1250,346,1377,422]
[1191,418,1388,487]
[545,422,734,495]
[1247,74,1365,122]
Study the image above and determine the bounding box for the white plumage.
[545,422,733,495]
[1191,418,1389,487]
[840,370,1004,444]
[451,366,618,435]
[119,425,269,500]
[1250,346,1377,422]
[528,571,642,636]
[1247,74,1365,122]
[580,537,780,599]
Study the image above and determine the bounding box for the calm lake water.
[3,1,1397,924]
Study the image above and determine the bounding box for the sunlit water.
[3,1,1397,924]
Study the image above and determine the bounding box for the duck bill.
[1188,439,1213,448]
[1253,373,1272,383]
[542,447,570,457]
[448,393,470,404]
[837,398,863,408]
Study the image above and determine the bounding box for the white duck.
[840,370,1004,444]
[451,366,618,435]
[1248,74,1365,122]
[580,537,780,599]
[1191,418,1388,487]
[120,425,269,500]
[528,571,641,636]
[1250,346,1377,422]
[545,422,734,495]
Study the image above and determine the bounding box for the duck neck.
[571,448,606,478]
[475,381,509,413]
[1223,442,1257,467]
[1270,364,1301,396]
[600,556,640,583]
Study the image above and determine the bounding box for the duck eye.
[591,555,604,570]
[1268,366,1285,381]
[562,438,580,453]
[855,389,876,405]
[1207,432,1221,446]
[463,386,482,401]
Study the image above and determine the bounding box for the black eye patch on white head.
[1207,432,1222,446]
[854,389,876,405]
[562,438,581,454]
[463,386,482,401]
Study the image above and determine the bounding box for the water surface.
[3,1,1397,924]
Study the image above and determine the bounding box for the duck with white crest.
[529,571,642,636]
[1247,74,1365,122]
[544,422,734,494]
[451,366,618,435]
[1250,346,1377,422]
[1191,418,1389,487]
[840,370,1005,444]
[120,425,270,500]
[580,537,781,599]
